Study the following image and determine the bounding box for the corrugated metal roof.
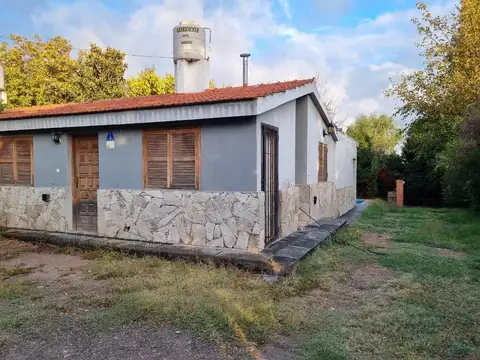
[0,78,314,121]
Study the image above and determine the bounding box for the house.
[0,22,357,252]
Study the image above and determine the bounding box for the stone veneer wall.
[336,186,356,217]
[98,190,265,250]
[297,183,355,228]
[278,186,300,237]
[0,186,68,231]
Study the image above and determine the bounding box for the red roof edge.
[0,78,315,121]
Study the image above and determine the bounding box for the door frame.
[71,134,99,232]
[261,123,279,244]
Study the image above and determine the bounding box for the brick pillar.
[396,179,404,207]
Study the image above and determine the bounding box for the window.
[318,142,328,182]
[0,136,34,185]
[143,128,200,189]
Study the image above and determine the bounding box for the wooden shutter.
[144,132,168,188]
[323,144,328,181]
[318,143,328,182]
[0,136,33,185]
[143,128,200,189]
[15,138,33,185]
[172,132,197,189]
[0,137,14,184]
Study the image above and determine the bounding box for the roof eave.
[0,100,258,132]
[307,85,339,141]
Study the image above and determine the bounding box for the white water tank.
[173,21,207,61]
[0,66,6,104]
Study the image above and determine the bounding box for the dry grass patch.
[362,232,393,253]
[433,247,465,259]
[0,238,38,261]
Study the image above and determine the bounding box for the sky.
[0,0,457,126]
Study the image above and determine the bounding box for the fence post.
[396,179,404,207]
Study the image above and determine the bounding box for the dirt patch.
[434,247,465,259]
[362,232,393,253]
[2,322,252,360]
[294,264,398,315]
[351,264,396,291]
[2,252,89,282]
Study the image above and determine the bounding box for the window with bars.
[143,128,200,189]
[318,142,328,182]
[0,136,34,186]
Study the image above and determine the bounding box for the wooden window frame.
[318,142,328,182]
[0,135,34,186]
[142,128,201,190]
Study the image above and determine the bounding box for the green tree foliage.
[439,104,480,209]
[356,147,383,199]
[126,69,218,97]
[73,44,127,102]
[346,113,403,199]
[126,68,175,97]
[0,35,128,106]
[388,0,480,208]
[402,118,445,206]
[346,114,402,154]
[0,35,77,108]
[0,33,222,107]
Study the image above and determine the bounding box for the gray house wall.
[33,133,70,187]
[201,117,257,191]
[98,130,143,189]
[295,97,308,185]
[30,118,257,192]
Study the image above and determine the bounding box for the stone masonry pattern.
[0,187,68,232]
[298,183,355,228]
[98,190,265,250]
[279,186,300,237]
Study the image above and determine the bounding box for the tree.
[386,0,479,125]
[387,0,480,208]
[346,113,403,199]
[386,3,459,119]
[127,69,218,97]
[0,35,77,108]
[1,33,219,108]
[127,68,175,97]
[451,0,480,113]
[439,103,480,209]
[346,113,402,154]
[401,117,445,206]
[73,44,127,102]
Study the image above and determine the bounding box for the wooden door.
[73,135,99,232]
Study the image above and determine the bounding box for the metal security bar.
[261,124,279,244]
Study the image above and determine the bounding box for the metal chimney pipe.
[240,53,250,87]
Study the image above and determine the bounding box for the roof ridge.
[0,78,315,121]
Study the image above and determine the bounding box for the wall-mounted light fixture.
[51,131,63,144]
[323,125,335,137]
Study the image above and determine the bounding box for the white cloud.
[30,0,457,126]
[277,0,292,19]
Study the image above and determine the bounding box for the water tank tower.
[173,21,211,93]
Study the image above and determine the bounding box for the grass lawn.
[1,201,479,359]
